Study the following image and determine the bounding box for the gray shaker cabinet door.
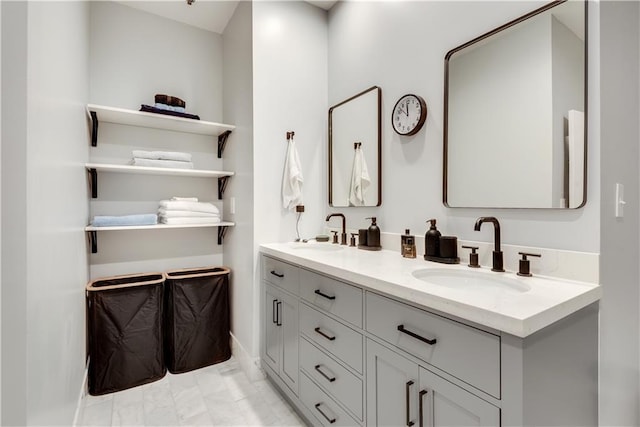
[366,339,420,427]
[263,283,281,374]
[418,367,500,427]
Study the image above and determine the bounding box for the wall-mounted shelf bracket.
[218,176,230,199]
[218,226,229,245]
[89,168,98,198]
[88,231,98,254]
[217,130,232,158]
[90,111,98,147]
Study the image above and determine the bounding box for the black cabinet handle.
[272,299,278,324]
[419,389,428,427]
[397,325,437,346]
[270,270,284,278]
[314,289,336,300]
[314,327,336,341]
[406,380,415,427]
[314,364,336,383]
[276,301,282,326]
[314,403,336,424]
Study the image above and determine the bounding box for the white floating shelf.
[86,221,235,252]
[85,163,234,179]
[87,103,235,137]
[85,222,234,232]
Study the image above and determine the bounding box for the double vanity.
[259,242,600,427]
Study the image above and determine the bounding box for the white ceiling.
[117,0,337,35]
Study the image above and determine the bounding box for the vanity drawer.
[300,372,361,427]
[300,338,363,421]
[262,256,299,295]
[366,292,500,398]
[299,269,363,328]
[300,303,363,374]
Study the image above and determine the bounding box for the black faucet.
[474,217,504,272]
[326,213,347,245]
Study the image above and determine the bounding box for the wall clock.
[391,94,427,136]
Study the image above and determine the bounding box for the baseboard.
[72,362,89,427]
[230,332,265,382]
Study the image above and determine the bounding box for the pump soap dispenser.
[364,217,381,250]
[424,219,441,258]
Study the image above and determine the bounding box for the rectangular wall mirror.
[329,86,381,207]
[444,0,586,209]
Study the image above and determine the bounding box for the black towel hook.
[286,131,295,141]
[354,142,362,149]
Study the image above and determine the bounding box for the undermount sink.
[411,268,531,294]
[288,242,344,252]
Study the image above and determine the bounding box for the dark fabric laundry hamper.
[164,266,231,374]
[86,272,166,396]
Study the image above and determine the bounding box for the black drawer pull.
[314,364,336,382]
[314,327,336,341]
[272,299,278,324]
[270,270,284,278]
[314,403,336,424]
[405,380,415,427]
[419,389,429,427]
[276,301,282,326]
[397,324,437,345]
[314,289,336,300]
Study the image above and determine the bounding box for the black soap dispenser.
[366,217,381,250]
[424,219,441,258]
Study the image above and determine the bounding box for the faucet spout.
[474,216,504,272]
[326,213,347,245]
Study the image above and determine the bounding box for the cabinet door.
[263,284,281,374]
[367,339,420,427]
[280,290,299,393]
[418,367,499,427]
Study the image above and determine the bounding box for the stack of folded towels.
[131,150,194,169]
[158,197,221,225]
[140,94,200,120]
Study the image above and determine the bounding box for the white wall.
[599,1,640,425]
[222,1,256,369]
[328,1,600,253]
[2,1,90,424]
[88,2,226,278]
[252,1,328,355]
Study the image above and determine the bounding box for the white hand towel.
[282,137,304,210]
[349,147,371,206]
[158,209,220,218]
[132,158,194,169]
[132,150,192,162]
[170,196,198,202]
[158,200,220,215]
[159,217,221,225]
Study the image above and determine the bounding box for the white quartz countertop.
[260,242,602,338]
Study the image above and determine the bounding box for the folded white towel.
[132,150,192,162]
[158,200,220,215]
[132,158,194,169]
[282,137,304,211]
[170,196,198,202]
[158,209,220,218]
[159,217,221,225]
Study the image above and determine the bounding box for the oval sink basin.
[288,242,344,252]
[411,268,531,294]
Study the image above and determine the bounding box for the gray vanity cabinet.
[262,256,300,396]
[366,339,499,427]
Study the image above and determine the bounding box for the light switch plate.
[615,183,625,218]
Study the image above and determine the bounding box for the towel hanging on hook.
[282,132,303,210]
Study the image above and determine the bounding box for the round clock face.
[392,94,427,136]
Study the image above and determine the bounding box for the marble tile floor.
[78,357,306,427]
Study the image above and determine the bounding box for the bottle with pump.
[425,219,441,257]
[366,217,381,249]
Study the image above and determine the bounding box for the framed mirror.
[329,86,382,207]
[444,0,587,209]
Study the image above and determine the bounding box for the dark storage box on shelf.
[164,266,231,374]
[86,272,166,396]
